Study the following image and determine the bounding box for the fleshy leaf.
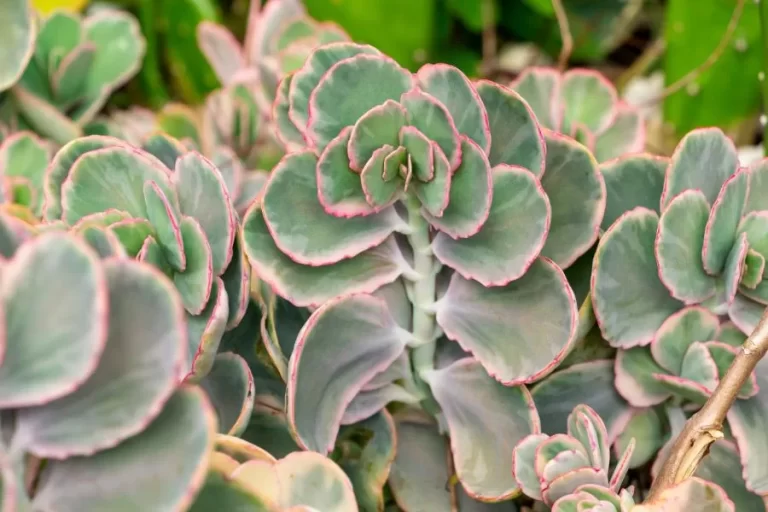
[594,104,645,162]
[512,434,549,500]
[221,231,250,330]
[592,208,683,347]
[0,235,106,407]
[600,154,666,231]
[15,259,185,458]
[660,128,739,210]
[307,54,412,152]
[242,204,406,307]
[0,0,34,91]
[723,234,748,305]
[174,152,236,275]
[695,441,765,512]
[288,43,381,132]
[560,69,617,134]
[615,407,666,469]
[476,80,545,176]
[428,358,539,500]
[706,342,757,398]
[541,467,609,505]
[196,21,245,86]
[32,386,215,512]
[432,165,550,286]
[614,348,672,407]
[567,405,609,471]
[510,67,560,130]
[262,151,404,266]
[435,258,576,385]
[143,179,185,271]
[400,126,434,182]
[82,225,127,259]
[60,146,173,225]
[656,189,716,303]
[531,360,631,442]
[650,306,720,374]
[340,384,415,425]
[348,100,406,171]
[702,169,749,274]
[388,414,453,510]
[142,134,186,171]
[185,279,228,382]
[271,452,357,511]
[200,353,254,436]
[108,218,153,257]
[413,144,451,217]
[0,132,50,216]
[287,294,407,453]
[416,64,490,152]
[741,248,765,289]
[317,127,375,218]
[633,477,734,511]
[539,131,605,269]
[400,88,461,170]
[173,216,213,315]
[361,145,401,208]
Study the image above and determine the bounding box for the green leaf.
[476,80,545,176]
[540,131,604,269]
[0,0,34,92]
[427,359,539,500]
[0,234,105,407]
[341,384,416,425]
[11,87,82,145]
[173,216,213,315]
[600,155,666,231]
[541,467,609,505]
[728,293,765,334]
[185,278,228,381]
[650,306,720,374]
[287,294,407,452]
[83,11,145,99]
[432,165,550,286]
[307,54,413,152]
[142,133,187,171]
[423,137,492,239]
[0,132,50,216]
[593,105,644,163]
[348,100,406,170]
[696,441,765,511]
[531,360,631,440]
[15,259,185,458]
[703,170,749,274]
[593,208,683,347]
[511,68,560,130]
[53,43,96,107]
[33,386,215,512]
[724,234,748,304]
[706,341,757,398]
[156,104,202,149]
[512,434,549,500]
[663,0,762,137]
[262,151,404,266]
[400,126,433,181]
[288,42,381,132]
[242,204,407,307]
[741,247,765,289]
[635,477,735,511]
[82,225,127,259]
[361,145,401,209]
[614,347,672,407]
[660,128,739,210]
[273,75,306,151]
[317,127,376,218]
[174,152,236,276]
[201,353,254,436]
[560,70,617,134]
[188,466,271,512]
[388,414,452,510]
[109,218,153,257]
[412,144,451,217]
[221,231,250,330]
[144,180,185,271]
[338,411,396,512]
[656,190,716,302]
[567,405,610,472]
[400,88,461,170]
[60,146,174,225]
[615,407,666,469]
[435,258,576,384]
[416,64,490,152]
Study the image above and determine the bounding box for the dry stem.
[552,0,573,71]
[645,308,768,502]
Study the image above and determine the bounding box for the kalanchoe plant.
[592,127,768,498]
[512,404,636,506]
[191,434,357,511]
[243,41,607,506]
[0,130,51,219]
[197,0,348,110]
[10,8,145,145]
[39,135,257,434]
[0,227,216,509]
[512,68,645,163]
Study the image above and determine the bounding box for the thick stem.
[759,0,768,155]
[405,194,438,381]
[645,308,768,502]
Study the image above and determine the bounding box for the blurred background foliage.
[32,0,765,154]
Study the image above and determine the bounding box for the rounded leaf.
[702,169,749,274]
[173,216,214,315]
[600,154,667,231]
[201,353,254,436]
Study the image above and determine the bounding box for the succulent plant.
[41,136,252,393]
[512,68,645,163]
[0,227,215,509]
[0,130,51,218]
[10,8,145,145]
[197,0,348,110]
[190,433,357,511]
[592,127,768,496]
[242,41,608,506]
[513,404,635,506]
[0,0,35,93]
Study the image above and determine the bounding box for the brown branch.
[639,0,746,107]
[552,0,573,71]
[479,0,497,78]
[645,308,768,502]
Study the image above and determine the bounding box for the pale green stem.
[405,193,437,382]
